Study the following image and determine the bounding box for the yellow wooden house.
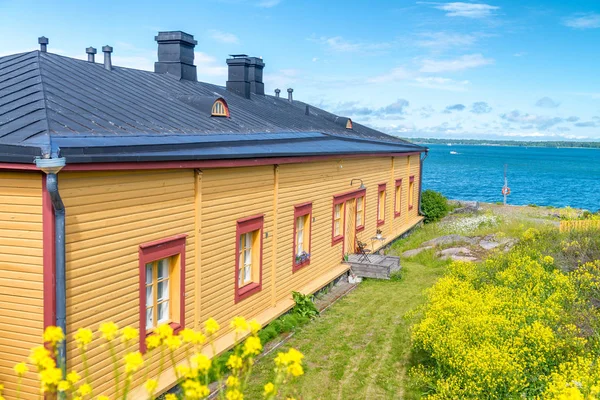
[0,31,426,398]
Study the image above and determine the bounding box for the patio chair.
[356,239,372,262]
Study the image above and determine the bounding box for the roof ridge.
[33,51,52,156]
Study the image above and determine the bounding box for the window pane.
[145,264,153,284]
[244,265,251,283]
[146,307,153,329]
[334,220,340,236]
[244,249,252,266]
[158,259,169,279]
[158,301,169,323]
[146,286,153,306]
[158,280,169,301]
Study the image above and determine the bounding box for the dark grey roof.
[0,51,426,164]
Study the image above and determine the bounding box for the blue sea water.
[422,144,600,211]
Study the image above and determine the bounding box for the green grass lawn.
[244,261,445,399]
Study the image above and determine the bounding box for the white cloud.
[513,52,527,57]
[310,35,392,54]
[424,2,500,19]
[367,67,412,83]
[411,76,470,91]
[535,97,560,108]
[420,54,494,73]
[257,0,281,7]
[194,52,228,82]
[415,32,478,49]
[208,30,239,44]
[500,110,565,130]
[264,68,300,92]
[563,13,600,29]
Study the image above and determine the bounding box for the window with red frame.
[293,203,312,271]
[409,176,415,211]
[377,183,386,226]
[394,178,402,218]
[235,214,264,303]
[355,196,365,231]
[138,234,186,352]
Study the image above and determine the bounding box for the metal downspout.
[418,150,429,216]
[36,157,67,383]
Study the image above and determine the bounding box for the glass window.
[334,203,343,237]
[378,189,386,222]
[239,231,255,287]
[145,257,172,330]
[356,196,364,227]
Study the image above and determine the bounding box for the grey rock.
[479,240,501,250]
[422,234,475,247]
[402,246,433,258]
[439,247,472,257]
[449,255,478,262]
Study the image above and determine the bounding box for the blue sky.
[2,0,600,140]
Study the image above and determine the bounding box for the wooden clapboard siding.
[60,170,196,398]
[199,166,274,333]
[0,171,43,399]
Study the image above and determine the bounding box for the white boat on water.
[450,151,459,155]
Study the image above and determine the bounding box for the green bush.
[421,190,449,223]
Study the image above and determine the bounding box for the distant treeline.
[406,138,600,149]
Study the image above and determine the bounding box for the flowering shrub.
[439,213,498,234]
[410,243,600,399]
[421,190,449,224]
[2,317,304,400]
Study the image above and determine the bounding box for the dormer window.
[211,99,230,117]
[346,119,353,129]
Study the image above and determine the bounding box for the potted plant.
[343,253,349,262]
[295,251,310,264]
[376,229,383,240]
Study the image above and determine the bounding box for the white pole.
[503,164,508,206]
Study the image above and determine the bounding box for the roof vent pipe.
[86,47,97,63]
[287,88,293,102]
[38,37,48,53]
[102,45,113,71]
[275,89,280,98]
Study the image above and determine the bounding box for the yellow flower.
[146,335,161,350]
[43,326,65,345]
[77,383,92,396]
[243,336,263,357]
[226,355,243,370]
[144,379,158,394]
[182,380,210,398]
[29,346,52,367]
[14,362,28,376]
[39,367,62,388]
[57,380,70,392]
[190,353,212,373]
[286,348,304,364]
[544,255,555,264]
[179,328,196,343]
[97,396,110,400]
[249,319,262,334]
[226,389,244,400]
[176,365,191,378]
[205,318,220,335]
[99,322,119,341]
[121,326,138,343]
[157,324,173,340]
[165,395,178,400]
[287,363,304,377]
[263,382,275,396]
[74,328,93,350]
[230,316,248,333]
[226,375,240,387]
[164,335,182,350]
[66,371,80,385]
[123,351,144,373]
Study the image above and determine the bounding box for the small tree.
[421,190,449,223]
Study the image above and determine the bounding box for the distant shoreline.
[406,138,600,149]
